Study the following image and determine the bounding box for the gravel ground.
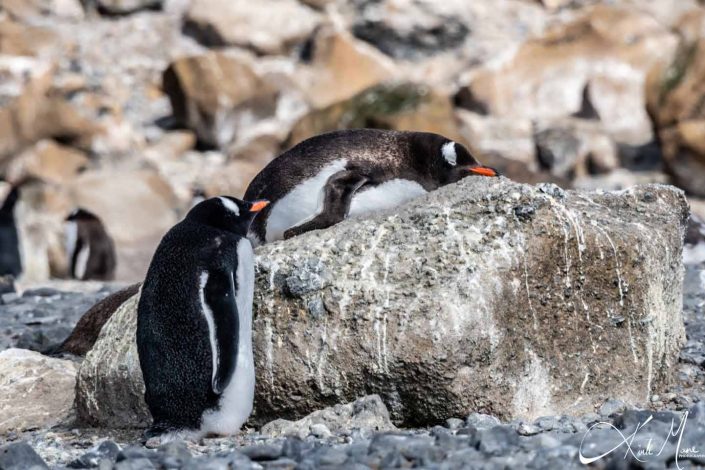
[0,260,703,469]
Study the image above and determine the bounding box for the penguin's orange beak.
[249,200,270,212]
[466,166,499,177]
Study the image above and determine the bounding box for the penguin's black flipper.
[283,171,368,239]
[204,268,239,395]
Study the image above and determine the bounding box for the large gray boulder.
[75,178,688,427]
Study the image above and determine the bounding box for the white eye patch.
[219,197,240,215]
[442,141,457,166]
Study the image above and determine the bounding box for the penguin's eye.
[442,142,457,166]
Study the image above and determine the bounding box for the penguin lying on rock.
[137,196,268,442]
[244,129,499,245]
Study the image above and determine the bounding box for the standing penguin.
[0,184,21,277]
[137,196,269,441]
[244,129,498,245]
[65,208,117,281]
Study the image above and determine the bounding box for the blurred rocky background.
[0,0,704,282]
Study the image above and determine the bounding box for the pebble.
[465,412,501,430]
[444,418,464,430]
[0,442,48,470]
[308,423,331,439]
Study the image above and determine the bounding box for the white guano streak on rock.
[264,318,275,387]
[511,348,553,419]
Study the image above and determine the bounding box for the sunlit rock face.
[76,178,687,427]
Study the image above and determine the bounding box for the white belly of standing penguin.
[263,169,427,242]
[200,239,255,435]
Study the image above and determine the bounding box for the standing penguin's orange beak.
[249,200,270,212]
[466,166,500,177]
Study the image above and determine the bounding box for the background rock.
[183,0,321,54]
[75,178,687,427]
[0,348,76,433]
[0,0,703,283]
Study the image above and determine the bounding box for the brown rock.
[456,110,536,168]
[297,26,397,109]
[459,5,678,146]
[647,21,705,196]
[5,139,89,184]
[0,348,77,433]
[1,0,84,21]
[183,0,321,55]
[0,59,97,166]
[163,52,280,148]
[287,83,462,148]
[66,169,178,281]
[0,20,61,57]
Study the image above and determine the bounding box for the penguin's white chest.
[348,179,427,217]
[263,159,348,243]
[200,239,255,435]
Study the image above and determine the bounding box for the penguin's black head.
[412,134,499,185]
[437,140,500,184]
[187,196,269,236]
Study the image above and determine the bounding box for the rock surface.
[75,178,687,427]
[0,348,76,433]
[183,0,321,54]
[75,293,149,428]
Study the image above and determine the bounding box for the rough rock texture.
[296,26,397,110]
[162,52,281,149]
[459,5,678,146]
[75,178,687,427]
[0,348,76,433]
[183,0,321,55]
[252,178,687,425]
[75,293,149,428]
[647,11,705,197]
[261,395,396,439]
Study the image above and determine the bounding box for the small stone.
[513,204,536,221]
[651,394,660,402]
[534,416,559,432]
[536,182,566,200]
[306,298,326,319]
[309,423,331,438]
[599,399,626,417]
[477,426,518,456]
[68,441,120,468]
[239,443,283,461]
[516,422,541,436]
[445,418,465,430]
[114,458,156,470]
[465,413,501,431]
[0,442,48,470]
[158,440,191,463]
[260,457,297,469]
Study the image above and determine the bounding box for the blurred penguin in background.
[65,208,117,281]
[0,182,22,277]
